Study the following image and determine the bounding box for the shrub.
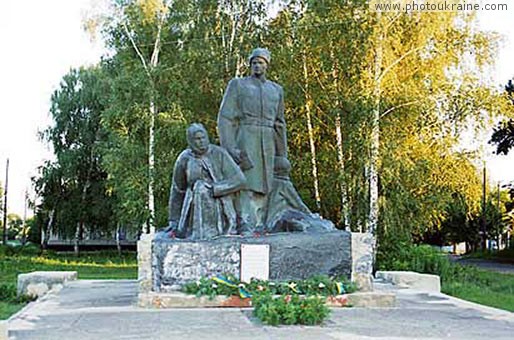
[252,292,330,326]
[377,243,454,279]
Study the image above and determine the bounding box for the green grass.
[443,273,514,312]
[379,244,514,312]
[0,247,137,320]
[0,302,25,320]
[466,248,514,264]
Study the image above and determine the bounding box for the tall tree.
[490,79,514,155]
[38,66,113,255]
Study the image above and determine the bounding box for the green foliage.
[0,283,34,305]
[35,66,115,245]
[490,79,514,155]
[182,275,356,298]
[377,243,455,280]
[34,1,514,253]
[0,283,16,301]
[182,276,239,299]
[377,244,514,312]
[253,292,330,326]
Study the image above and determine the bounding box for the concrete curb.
[375,271,441,292]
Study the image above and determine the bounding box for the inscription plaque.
[240,244,270,283]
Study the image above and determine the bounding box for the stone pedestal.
[151,231,353,292]
[138,231,375,303]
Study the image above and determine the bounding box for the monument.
[139,48,374,303]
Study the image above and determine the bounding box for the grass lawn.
[442,270,514,312]
[0,249,137,320]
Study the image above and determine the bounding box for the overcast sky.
[0,1,513,217]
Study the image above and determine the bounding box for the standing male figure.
[217,48,287,233]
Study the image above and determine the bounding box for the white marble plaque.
[240,244,270,283]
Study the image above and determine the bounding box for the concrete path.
[452,257,514,274]
[7,280,514,340]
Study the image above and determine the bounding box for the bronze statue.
[159,49,335,241]
[217,48,287,233]
[166,123,245,240]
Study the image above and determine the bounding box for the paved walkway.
[452,257,514,274]
[7,280,514,340]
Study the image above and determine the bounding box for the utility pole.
[2,158,9,245]
[22,189,28,245]
[481,164,487,251]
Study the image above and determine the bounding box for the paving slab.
[7,280,514,340]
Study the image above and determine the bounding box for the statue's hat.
[249,48,271,64]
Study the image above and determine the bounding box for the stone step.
[375,271,441,292]
[138,290,396,308]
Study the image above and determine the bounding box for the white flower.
[238,283,246,288]
[269,282,276,286]
[196,280,201,286]
[318,283,326,288]
[211,283,218,288]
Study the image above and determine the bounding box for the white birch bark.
[121,1,169,234]
[368,14,383,236]
[330,47,350,229]
[302,51,321,211]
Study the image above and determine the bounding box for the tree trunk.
[122,3,168,235]
[74,221,82,257]
[302,51,321,211]
[335,115,350,229]
[148,99,156,234]
[41,208,55,250]
[329,46,349,229]
[368,14,383,236]
[116,224,122,255]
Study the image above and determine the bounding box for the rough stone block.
[375,271,441,292]
[138,234,153,293]
[345,291,396,308]
[26,283,49,298]
[0,321,7,340]
[152,231,352,291]
[351,233,375,291]
[17,271,77,297]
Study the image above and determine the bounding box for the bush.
[377,243,454,279]
[0,243,40,257]
[252,292,330,326]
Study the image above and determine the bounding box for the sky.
[0,1,513,217]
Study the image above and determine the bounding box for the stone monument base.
[138,231,375,301]
[138,290,395,308]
